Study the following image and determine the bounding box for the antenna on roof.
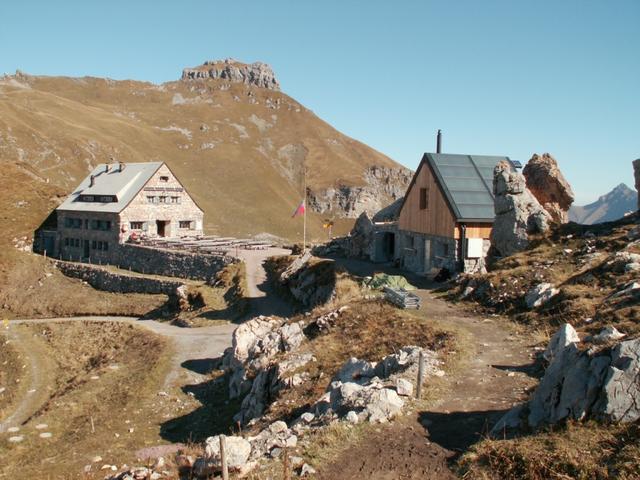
[436,129,442,154]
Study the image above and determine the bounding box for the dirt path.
[319,259,539,479]
[233,247,295,318]
[0,317,237,432]
[0,325,54,434]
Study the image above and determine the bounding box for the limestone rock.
[491,161,552,257]
[525,283,560,309]
[591,326,626,344]
[633,159,640,210]
[523,153,575,223]
[596,338,640,422]
[307,166,412,219]
[334,358,377,384]
[204,435,251,471]
[182,58,280,90]
[543,323,580,362]
[396,378,414,396]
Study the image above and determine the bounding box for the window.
[99,196,114,203]
[64,218,73,228]
[64,238,69,246]
[419,188,428,210]
[147,196,156,204]
[159,196,167,204]
[130,221,144,230]
[159,176,169,182]
[92,240,97,250]
[74,238,80,247]
[81,195,95,202]
[104,242,109,251]
[105,221,111,231]
[97,241,103,250]
[179,220,193,229]
[170,196,180,204]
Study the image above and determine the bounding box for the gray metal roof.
[56,162,163,213]
[425,153,514,222]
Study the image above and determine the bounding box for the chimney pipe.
[436,129,442,154]
[89,174,95,187]
[105,164,110,173]
[118,162,126,172]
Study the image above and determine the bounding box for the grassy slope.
[0,71,403,317]
[0,72,400,240]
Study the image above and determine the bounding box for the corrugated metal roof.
[56,162,163,213]
[425,153,514,222]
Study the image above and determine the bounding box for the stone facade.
[118,164,203,241]
[54,163,204,264]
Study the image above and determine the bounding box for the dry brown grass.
[0,321,172,479]
[0,332,24,419]
[459,421,640,480]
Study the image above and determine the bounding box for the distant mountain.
[569,183,637,224]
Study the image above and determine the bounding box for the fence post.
[219,434,229,480]
[416,351,425,399]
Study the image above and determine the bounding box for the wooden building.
[43,162,204,262]
[389,153,516,274]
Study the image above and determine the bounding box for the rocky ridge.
[307,166,412,219]
[569,183,637,225]
[181,58,280,90]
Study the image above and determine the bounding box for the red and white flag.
[291,199,305,218]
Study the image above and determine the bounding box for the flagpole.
[303,166,307,252]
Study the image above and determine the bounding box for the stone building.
[47,162,203,262]
[389,153,518,274]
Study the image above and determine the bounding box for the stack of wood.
[383,286,421,309]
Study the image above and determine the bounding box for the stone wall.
[114,244,236,283]
[55,261,184,294]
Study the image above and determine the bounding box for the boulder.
[334,358,377,384]
[513,325,640,429]
[522,153,575,224]
[396,378,414,396]
[364,388,405,423]
[348,212,375,259]
[525,283,559,309]
[591,326,626,344]
[204,435,251,471]
[543,323,580,362]
[528,343,611,427]
[633,159,640,210]
[595,338,640,422]
[491,161,552,258]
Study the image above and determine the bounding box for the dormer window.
[160,176,169,182]
[79,194,115,203]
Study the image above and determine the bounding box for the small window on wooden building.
[419,188,428,209]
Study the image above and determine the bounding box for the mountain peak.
[181,58,280,90]
[570,183,637,224]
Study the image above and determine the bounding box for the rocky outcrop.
[633,159,640,210]
[307,166,412,219]
[490,160,552,257]
[492,324,640,434]
[523,153,575,223]
[311,346,443,424]
[181,58,280,90]
[347,212,374,259]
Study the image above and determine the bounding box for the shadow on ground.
[419,408,510,457]
[159,357,240,443]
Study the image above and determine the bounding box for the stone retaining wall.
[114,244,236,283]
[55,261,184,295]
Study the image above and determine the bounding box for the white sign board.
[466,238,484,258]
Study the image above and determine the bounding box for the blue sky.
[1,1,638,204]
